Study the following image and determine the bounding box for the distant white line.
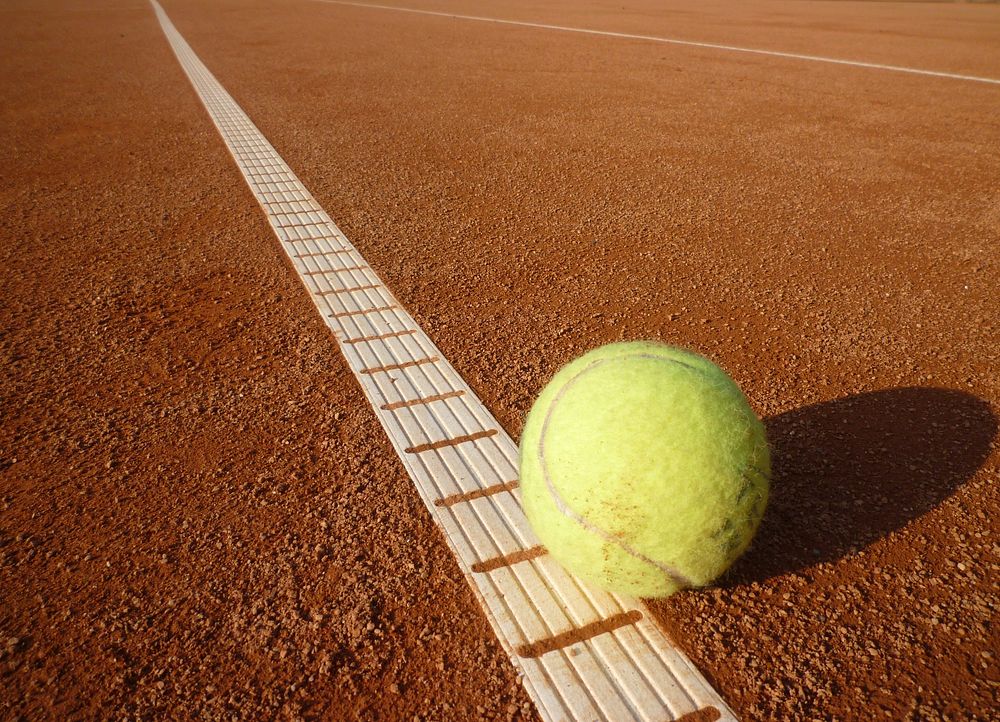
[315,0,1000,86]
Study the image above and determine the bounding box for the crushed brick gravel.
[2,0,998,720]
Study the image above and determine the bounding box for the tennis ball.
[519,341,769,598]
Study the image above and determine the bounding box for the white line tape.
[150,2,738,719]
[316,0,1000,86]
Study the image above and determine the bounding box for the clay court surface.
[2,0,999,719]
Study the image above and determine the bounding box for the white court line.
[315,0,1000,86]
[150,1,738,720]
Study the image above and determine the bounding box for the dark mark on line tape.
[360,356,439,375]
[515,610,644,659]
[317,283,381,296]
[382,389,465,411]
[295,249,353,258]
[344,328,417,345]
[435,479,519,508]
[405,429,497,454]
[471,545,546,573]
[262,202,310,211]
[303,265,368,276]
[276,220,328,230]
[329,305,399,319]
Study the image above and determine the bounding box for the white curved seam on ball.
[536,354,698,590]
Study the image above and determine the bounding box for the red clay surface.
[2,0,999,720]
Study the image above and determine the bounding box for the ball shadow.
[724,387,997,585]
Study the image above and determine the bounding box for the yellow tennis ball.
[519,341,770,598]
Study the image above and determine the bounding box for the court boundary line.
[149,1,741,720]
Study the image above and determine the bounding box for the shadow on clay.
[722,386,997,585]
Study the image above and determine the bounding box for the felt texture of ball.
[519,341,770,598]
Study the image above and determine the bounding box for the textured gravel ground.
[2,0,999,720]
